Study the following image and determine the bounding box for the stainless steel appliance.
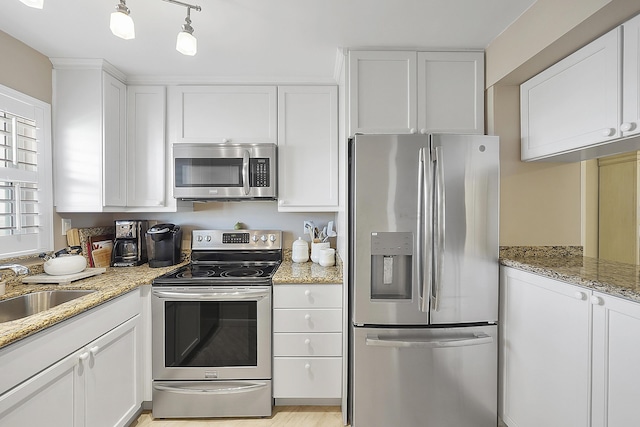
[173,143,277,200]
[146,223,183,268]
[349,134,500,427]
[111,220,148,267]
[151,229,282,419]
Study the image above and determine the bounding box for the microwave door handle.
[242,150,250,195]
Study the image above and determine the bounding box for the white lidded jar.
[292,237,309,263]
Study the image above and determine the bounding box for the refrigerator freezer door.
[350,325,497,427]
[351,135,431,325]
[429,134,499,324]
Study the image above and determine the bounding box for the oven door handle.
[153,381,270,395]
[152,290,270,300]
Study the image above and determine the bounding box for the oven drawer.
[273,332,342,356]
[273,357,342,398]
[273,309,342,332]
[273,284,342,308]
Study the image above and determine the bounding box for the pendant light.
[19,0,44,8]
[176,7,198,56]
[110,0,135,40]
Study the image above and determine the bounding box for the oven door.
[151,286,271,380]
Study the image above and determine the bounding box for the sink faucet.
[0,264,31,275]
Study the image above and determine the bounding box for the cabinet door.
[0,348,82,427]
[500,267,591,427]
[103,72,127,207]
[277,86,338,211]
[126,86,166,208]
[348,51,417,135]
[591,292,640,427]
[82,315,140,427]
[417,52,484,134]
[169,86,277,144]
[521,28,621,161]
[622,14,640,137]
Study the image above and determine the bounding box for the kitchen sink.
[0,290,96,323]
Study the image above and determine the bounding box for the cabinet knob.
[591,295,603,306]
[304,314,311,320]
[409,128,417,134]
[304,290,311,296]
[222,138,230,143]
[278,200,284,205]
[620,122,637,132]
[79,352,90,362]
[420,128,428,135]
[89,345,100,356]
[304,339,311,345]
[574,291,585,300]
[601,128,615,137]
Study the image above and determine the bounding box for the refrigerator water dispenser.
[370,232,412,299]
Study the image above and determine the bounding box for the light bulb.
[19,0,44,8]
[176,31,197,56]
[110,1,135,40]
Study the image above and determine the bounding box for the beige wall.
[486,0,640,246]
[0,30,51,103]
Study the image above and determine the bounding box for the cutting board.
[22,268,107,285]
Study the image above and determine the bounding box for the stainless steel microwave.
[172,143,277,200]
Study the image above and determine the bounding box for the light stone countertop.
[500,246,640,303]
[0,261,188,350]
[272,249,343,284]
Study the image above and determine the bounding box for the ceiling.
[0,0,536,83]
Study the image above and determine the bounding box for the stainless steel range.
[151,229,282,419]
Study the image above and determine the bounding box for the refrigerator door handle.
[432,145,446,312]
[417,146,433,313]
[365,333,493,349]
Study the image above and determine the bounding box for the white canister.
[292,237,309,263]
[319,248,336,267]
[311,241,330,263]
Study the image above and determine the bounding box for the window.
[0,84,52,258]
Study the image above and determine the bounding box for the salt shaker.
[292,237,309,263]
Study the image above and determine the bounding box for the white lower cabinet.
[501,267,640,427]
[273,284,342,399]
[0,291,142,427]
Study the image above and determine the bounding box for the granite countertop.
[0,261,188,349]
[272,249,343,284]
[500,246,640,303]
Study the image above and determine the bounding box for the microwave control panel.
[250,158,270,187]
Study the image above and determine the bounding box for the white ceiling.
[0,0,536,82]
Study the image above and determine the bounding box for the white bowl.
[44,255,87,276]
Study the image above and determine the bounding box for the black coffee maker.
[111,220,149,267]
[146,223,183,268]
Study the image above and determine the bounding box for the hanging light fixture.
[110,0,135,40]
[176,7,199,56]
[19,0,44,8]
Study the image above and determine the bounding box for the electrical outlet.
[303,220,314,236]
[61,218,72,236]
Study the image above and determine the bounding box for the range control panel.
[191,229,282,251]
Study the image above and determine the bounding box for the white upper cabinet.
[520,28,621,161]
[348,51,417,135]
[348,50,484,136]
[417,52,484,134]
[622,14,640,138]
[277,86,338,212]
[125,86,167,208]
[53,60,176,212]
[168,86,277,144]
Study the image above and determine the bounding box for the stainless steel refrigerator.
[348,134,499,427]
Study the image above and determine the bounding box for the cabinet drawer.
[273,309,342,333]
[273,284,342,308]
[273,357,342,398]
[273,333,342,356]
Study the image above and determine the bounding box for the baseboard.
[274,398,341,406]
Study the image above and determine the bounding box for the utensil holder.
[310,241,330,263]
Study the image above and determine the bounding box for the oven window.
[164,300,258,367]
[175,158,243,187]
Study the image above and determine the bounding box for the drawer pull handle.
[304,314,311,320]
[574,292,585,300]
[304,290,311,296]
[305,363,311,370]
[304,339,311,345]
